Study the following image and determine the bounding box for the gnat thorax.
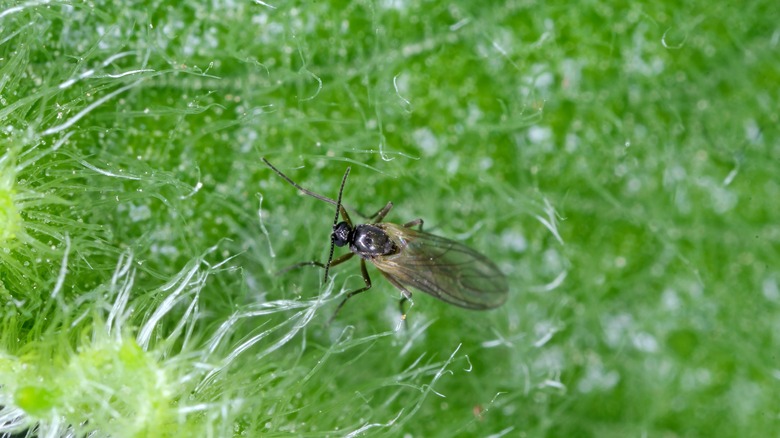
[351,225,398,257]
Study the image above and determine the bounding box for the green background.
[1,1,778,436]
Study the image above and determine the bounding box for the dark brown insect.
[262,158,508,322]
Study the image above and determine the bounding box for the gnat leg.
[276,252,355,275]
[338,205,354,227]
[380,272,414,328]
[397,292,414,330]
[328,259,373,324]
[356,201,394,222]
[403,218,424,230]
[371,202,394,222]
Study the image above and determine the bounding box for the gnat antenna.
[323,167,350,283]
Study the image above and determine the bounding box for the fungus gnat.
[262,158,508,322]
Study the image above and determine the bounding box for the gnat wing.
[370,223,508,309]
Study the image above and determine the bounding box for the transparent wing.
[370,223,508,309]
